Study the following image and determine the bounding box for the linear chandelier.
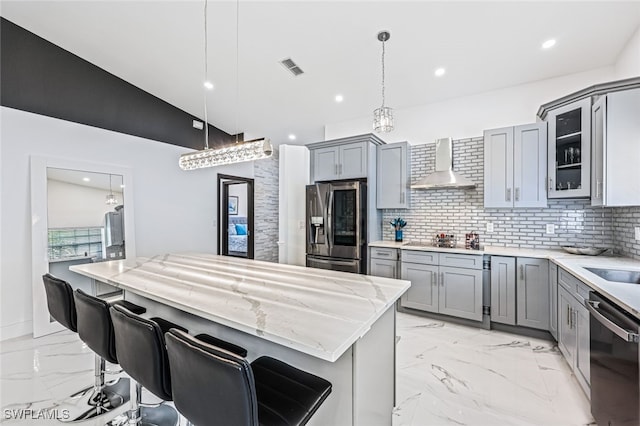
[179,138,272,170]
[179,0,272,171]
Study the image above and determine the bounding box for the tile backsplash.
[381,137,639,256]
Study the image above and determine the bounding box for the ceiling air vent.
[280,58,304,76]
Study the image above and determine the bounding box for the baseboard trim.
[0,320,33,341]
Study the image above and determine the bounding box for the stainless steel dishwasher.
[586,292,639,426]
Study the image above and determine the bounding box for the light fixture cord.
[381,36,386,108]
[203,0,210,150]
[235,0,240,144]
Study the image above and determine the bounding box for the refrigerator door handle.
[327,188,334,253]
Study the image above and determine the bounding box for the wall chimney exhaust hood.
[411,138,476,189]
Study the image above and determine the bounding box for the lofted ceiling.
[2,1,639,146]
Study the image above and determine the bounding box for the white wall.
[325,66,616,144]
[278,145,309,266]
[615,26,640,79]
[47,179,124,228]
[0,107,254,340]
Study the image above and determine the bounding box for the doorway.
[217,174,254,259]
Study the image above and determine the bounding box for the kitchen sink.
[585,267,640,284]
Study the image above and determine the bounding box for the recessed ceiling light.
[542,39,556,49]
[204,81,214,90]
[82,177,90,182]
[434,67,446,77]
[288,134,297,141]
[335,94,344,103]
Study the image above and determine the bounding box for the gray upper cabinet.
[516,258,549,330]
[549,262,558,340]
[484,123,547,208]
[308,134,385,184]
[547,98,591,198]
[311,142,367,181]
[377,142,410,209]
[490,256,516,325]
[591,88,640,206]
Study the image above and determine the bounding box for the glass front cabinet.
[547,98,591,198]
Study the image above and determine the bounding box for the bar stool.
[109,304,187,426]
[165,329,332,426]
[42,273,140,422]
[73,289,146,417]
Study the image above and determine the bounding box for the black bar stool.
[165,329,332,426]
[109,304,186,426]
[73,289,146,419]
[42,273,140,422]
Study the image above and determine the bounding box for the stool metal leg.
[107,381,178,426]
[58,355,130,422]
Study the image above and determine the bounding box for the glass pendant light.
[105,174,118,205]
[373,30,394,133]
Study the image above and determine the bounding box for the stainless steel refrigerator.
[306,181,367,274]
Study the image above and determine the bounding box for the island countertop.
[71,253,411,362]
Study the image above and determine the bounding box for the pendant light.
[373,30,394,133]
[105,174,118,205]
[179,0,272,171]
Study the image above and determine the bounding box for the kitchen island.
[71,253,411,425]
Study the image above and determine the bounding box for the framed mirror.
[30,156,135,337]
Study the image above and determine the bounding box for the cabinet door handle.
[431,271,435,286]
[335,164,338,175]
[596,180,602,198]
[515,187,520,202]
[340,164,343,175]
[567,304,570,326]
[506,188,511,202]
[549,178,554,191]
[519,265,524,280]
[440,272,444,287]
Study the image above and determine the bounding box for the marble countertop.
[71,253,411,362]
[369,240,640,320]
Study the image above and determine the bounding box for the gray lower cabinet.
[401,251,483,321]
[549,262,558,340]
[490,256,549,331]
[490,256,516,325]
[439,266,483,321]
[557,267,590,398]
[369,247,399,279]
[516,258,549,329]
[401,262,439,312]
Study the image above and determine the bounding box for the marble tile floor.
[393,312,595,426]
[0,312,594,425]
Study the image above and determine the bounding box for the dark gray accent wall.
[1,17,238,150]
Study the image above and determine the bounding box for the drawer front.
[370,247,398,260]
[439,253,483,270]
[401,250,438,265]
[558,267,578,293]
[576,281,591,304]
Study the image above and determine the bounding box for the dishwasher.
[586,292,639,426]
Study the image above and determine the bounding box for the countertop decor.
[390,217,406,242]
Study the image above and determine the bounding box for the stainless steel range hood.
[411,137,476,189]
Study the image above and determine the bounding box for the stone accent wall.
[253,148,279,262]
[382,138,617,250]
[612,207,640,260]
